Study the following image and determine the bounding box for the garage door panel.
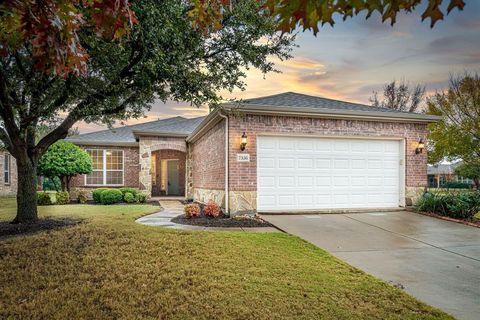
[315,140,332,152]
[333,140,349,152]
[278,195,295,205]
[278,139,295,151]
[298,158,314,168]
[258,176,275,187]
[351,159,366,169]
[258,158,275,168]
[257,136,401,211]
[278,158,295,168]
[278,176,294,187]
[316,176,331,185]
[334,159,349,169]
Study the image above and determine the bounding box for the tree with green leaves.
[454,163,480,189]
[0,0,293,223]
[370,80,426,113]
[428,73,480,171]
[38,141,92,192]
[0,0,465,223]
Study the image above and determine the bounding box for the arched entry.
[151,149,186,196]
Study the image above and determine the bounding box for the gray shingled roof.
[67,116,205,146]
[427,162,462,175]
[241,92,419,115]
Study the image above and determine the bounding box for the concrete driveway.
[262,211,480,320]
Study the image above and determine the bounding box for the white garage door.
[257,136,401,212]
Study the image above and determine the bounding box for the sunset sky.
[78,2,480,133]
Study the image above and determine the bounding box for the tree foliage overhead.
[370,80,426,113]
[38,141,92,191]
[1,0,465,77]
[193,0,466,35]
[427,73,480,166]
[0,0,137,77]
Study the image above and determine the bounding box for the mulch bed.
[0,218,82,240]
[171,214,274,228]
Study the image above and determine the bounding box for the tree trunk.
[13,159,39,223]
[65,176,71,192]
[61,176,67,192]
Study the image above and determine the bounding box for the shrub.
[92,188,109,203]
[184,203,201,218]
[136,193,147,203]
[416,193,452,216]
[77,190,88,204]
[124,192,136,203]
[37,192,53,206]
[56,191,70,205]
[441,181,472,189]
[417,191,480,220]
[119,187,138,198]
[100,189,123,205]
[203,200,221,218]
[446,191,480,219]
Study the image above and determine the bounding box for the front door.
[167,160,180,195]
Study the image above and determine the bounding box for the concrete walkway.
[262,211,480,320]
[136,200,279,232]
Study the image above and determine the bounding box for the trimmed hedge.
[441,181,472,189]
[77,190,88,204]
[56,191,70,205]
[37,192,53,206]
[124,192,136,203]
[136,193,147,203]
[91,188,148,205]
[119,188,138,196]
[92,188,109,203]
[100,189,123,205]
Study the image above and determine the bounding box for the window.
[85,149,124,186]
[4,153,10,185]
[151,154,156,186]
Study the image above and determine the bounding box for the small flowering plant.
[203,200,221,218]
[184,203,201,219]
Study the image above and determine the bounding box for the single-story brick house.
[66,92,439,214]
[0,149,17,196]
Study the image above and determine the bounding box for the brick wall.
[228,114,428,191]
[70,145,139,189]
[191,119,226,190]
[151,149,186,196]
[0,151,18,196]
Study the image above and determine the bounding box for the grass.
[0,197,451,319]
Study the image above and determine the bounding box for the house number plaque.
[236,153,250,162]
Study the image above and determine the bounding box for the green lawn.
[0,197,451,319]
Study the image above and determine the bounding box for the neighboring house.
[67,92,439,214]
[0,149,17,196]
[427,161,473,188]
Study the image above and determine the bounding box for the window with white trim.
[4,153,10,185]
[85,149,124,186]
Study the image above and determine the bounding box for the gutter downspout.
[218,112,229,214]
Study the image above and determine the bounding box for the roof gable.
[67,116,205,146]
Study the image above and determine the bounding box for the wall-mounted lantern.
[240,132,247,151]
[415,138,425,154]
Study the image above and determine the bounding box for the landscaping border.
[407,208,480,228]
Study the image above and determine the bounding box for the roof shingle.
[241,92,418,115]
[67,116,205,145]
